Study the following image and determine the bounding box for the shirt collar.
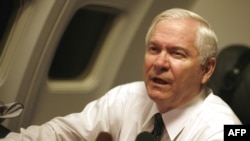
[141,101,159,130]
[162,90,207,140]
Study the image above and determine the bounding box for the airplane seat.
[207,44,250,124]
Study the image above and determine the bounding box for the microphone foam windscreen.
[95,132,113,141]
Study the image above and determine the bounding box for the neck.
[156,88,205,113]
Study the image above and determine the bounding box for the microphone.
[95,132,113,141]
[135,131,154,141]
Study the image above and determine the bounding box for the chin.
[148,90,164,100]
[148,88,173,101]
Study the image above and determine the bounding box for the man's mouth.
[152,77,168,85]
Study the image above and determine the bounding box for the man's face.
[144,19,206,111]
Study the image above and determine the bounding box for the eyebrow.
[147,40,160,47]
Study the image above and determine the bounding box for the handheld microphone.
[135,131,154,141]
[95,132,113,141]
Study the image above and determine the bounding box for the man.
[2,8,241,141]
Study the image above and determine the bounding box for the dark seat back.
[208,44,250,124]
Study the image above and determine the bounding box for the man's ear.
[201,57,216,84]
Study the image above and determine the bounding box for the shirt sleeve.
[1,89,118,141]
[1,83,133,141]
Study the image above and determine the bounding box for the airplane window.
[0,0,21,56]
[48,6,118,80]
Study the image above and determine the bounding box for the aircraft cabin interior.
[0,0,249,134]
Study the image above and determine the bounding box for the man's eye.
[148,46,160,53]
[172,51,186,58]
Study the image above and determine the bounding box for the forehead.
[149,18,198,44]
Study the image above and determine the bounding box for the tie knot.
[155,113,164,125]
[152,113,165,141]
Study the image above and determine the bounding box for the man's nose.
[153,53,169,72]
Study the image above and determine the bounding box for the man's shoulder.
[195,93,241,127]
[105,81,147,100]
[110,81,146,93]
[182,94,241,140]
[117,81,145,87]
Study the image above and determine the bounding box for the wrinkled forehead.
[149,18,198,44]
[146,17,201,44]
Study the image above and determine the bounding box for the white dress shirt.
[3,81,241,141]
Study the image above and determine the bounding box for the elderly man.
[2,8,241,141]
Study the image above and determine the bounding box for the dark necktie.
[151,113,165,141]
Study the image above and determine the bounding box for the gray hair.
[145,8,218,65]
